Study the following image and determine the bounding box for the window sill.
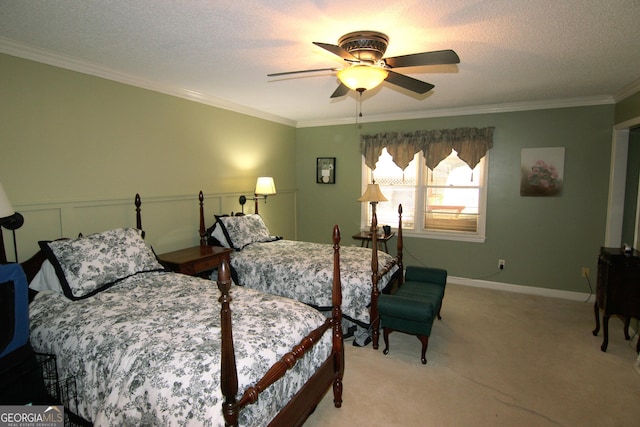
[402,230,486,243]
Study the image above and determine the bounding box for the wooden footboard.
[218,225,344,427]
[370,204,403,350]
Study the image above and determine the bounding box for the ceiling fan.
[268,31,460,98]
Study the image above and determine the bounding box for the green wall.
[0,52,630,295]
[296,106,615,293]
[616,90,640,124]
[0,53,297,258]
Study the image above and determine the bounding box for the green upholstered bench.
[378,266,447,364]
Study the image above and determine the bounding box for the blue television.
[0,263,29,358]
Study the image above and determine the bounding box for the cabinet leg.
[592,301,600,336]
[624,317,631,340]
[601,314,609,352]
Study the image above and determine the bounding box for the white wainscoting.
[4,190,296,263]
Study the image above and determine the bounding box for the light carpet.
[304,284,640,427]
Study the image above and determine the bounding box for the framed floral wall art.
[520,147,564,196]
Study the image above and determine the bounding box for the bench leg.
[437,299,444,320]
[383,328,430,364]
[382,327,392,355]
[418,335,429,364]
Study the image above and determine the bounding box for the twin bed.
[22,194,345,426]
[198,191,404,348]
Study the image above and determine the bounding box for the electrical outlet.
[581,267,590,278]
[498,259,505,270]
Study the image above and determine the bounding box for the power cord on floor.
[471,270,504,280]
[401,245,429,268]
[582,272,594,303]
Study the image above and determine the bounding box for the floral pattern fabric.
[217,215,279,250]
[229,240,399,325]
[38,228,165,300]
[29,271,331,427]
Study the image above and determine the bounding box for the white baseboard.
[447,275,595,302]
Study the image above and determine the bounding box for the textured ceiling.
[1,0,640,127]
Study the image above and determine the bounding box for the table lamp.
[358,183,387,233]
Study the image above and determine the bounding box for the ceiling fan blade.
[384,49,460,68]
[385,70,435,94]
[330,83,350,98]
[313,42,359,61]
[268,67,337,77]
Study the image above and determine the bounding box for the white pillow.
[218,214,272,250]
[211,222,231,248]
[29,259,63,294]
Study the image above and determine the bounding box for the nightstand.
[352,231,395,253]
[157,245,233,277]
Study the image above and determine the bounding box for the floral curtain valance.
[360,127,495,171]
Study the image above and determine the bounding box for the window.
[362,148,488,242]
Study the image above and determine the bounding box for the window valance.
[360,127,495,171]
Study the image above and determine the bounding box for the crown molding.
[0,38,296,127]
[1,38,619,130]
[296,95,615,128]
[614,77,640,102]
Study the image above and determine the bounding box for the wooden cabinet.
[592,247,640,353]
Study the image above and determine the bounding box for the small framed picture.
[316,157,336,184]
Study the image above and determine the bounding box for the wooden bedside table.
[352,231,395,253]
[157,245,234,277]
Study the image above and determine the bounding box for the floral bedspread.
[29,271,331,427]
[230,240,399,325]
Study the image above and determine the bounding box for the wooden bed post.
[332,225,344,407]
[217,226,344,426]
[397,204,404,283]
[135,194,142,230]
[370,204,404,350]
[370,211,380,350]
[199,191,206,246]
[218,260,240,427]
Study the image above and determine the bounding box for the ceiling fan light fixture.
[337,65,388,91]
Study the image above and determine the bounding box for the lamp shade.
[0,183,15,218]
[337,65,388,91]
[358,183,388,203]
[255,177,276,196]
